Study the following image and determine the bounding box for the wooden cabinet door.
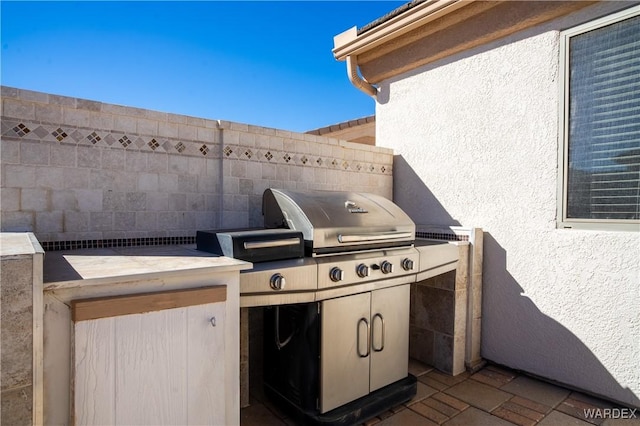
[73,288,226,425]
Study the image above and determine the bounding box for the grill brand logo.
[345,200,368,213]
[583,408,637,420]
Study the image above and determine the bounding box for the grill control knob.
[329,267,345,282]
[401,258,415,271]
[356,263,370,278]
[269,273,286,291]
[380,261,394,274]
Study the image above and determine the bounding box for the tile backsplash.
[1,86,393,244]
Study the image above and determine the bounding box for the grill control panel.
[240,260,317,294]
[317,248,420,290]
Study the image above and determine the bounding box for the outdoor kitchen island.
[41,245,251,426]
[36,234,474,426]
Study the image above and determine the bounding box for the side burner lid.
[196,228,304,262]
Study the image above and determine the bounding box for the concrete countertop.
[414,238,467,281]
[0,232,44,257]
[43,244,252,291]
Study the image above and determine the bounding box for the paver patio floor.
[241,359,639,426]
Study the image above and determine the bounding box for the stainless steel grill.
[197,188,420,422]
[197,188,421,299]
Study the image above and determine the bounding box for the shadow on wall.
[482,232,639,408]
[393,155,639,408]
[393,156,460,227]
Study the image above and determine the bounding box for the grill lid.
[262,188,415,254]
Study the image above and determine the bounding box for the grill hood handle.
[337,231,413,243]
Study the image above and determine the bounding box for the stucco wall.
[1,86,393,245]
[377,3,639,408]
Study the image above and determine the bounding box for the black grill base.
[264,374,417,426]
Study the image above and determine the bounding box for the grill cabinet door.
[370,284,410,392]
[320,292,371,413]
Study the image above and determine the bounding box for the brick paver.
[509,395,553,414]
[500,400,545,421]
[422,398,460,418]
[431,392,469,412]
[470,367,515,388]
[425,370,469,387]
[418,375,450,391]
[409,401,450,424]
[445,378,513,412]
[501,375,571,408]
[601,417,640,426]
[538,410,593,425]
[442,407,515,426]
[557,394,611,425]
[377,408,438,426]
[409,358,434,377]
[405,381,439,406]
[492,406,536,426]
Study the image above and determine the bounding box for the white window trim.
[557,4,640,231]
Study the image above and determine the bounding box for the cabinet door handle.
[210,316,217,327]
[357,318,370,358]
[372,313,385,352]
[275,306,294,350]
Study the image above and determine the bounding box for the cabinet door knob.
[210,316,217,327]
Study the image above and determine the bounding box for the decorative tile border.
[1,119,392,175]
[222,143,391,175]
[40,236,196,251]
[41,233,462,251]
[416,231,469,242]
[1,120,220,158]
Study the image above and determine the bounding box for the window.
[558,6,640,230]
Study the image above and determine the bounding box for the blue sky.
[1,1,404,133]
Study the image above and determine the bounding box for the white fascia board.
[332,0,474,61]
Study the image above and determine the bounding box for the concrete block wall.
[216,120,393,228]
[1,86,393,244]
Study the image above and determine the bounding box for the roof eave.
[332,0,475,61]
